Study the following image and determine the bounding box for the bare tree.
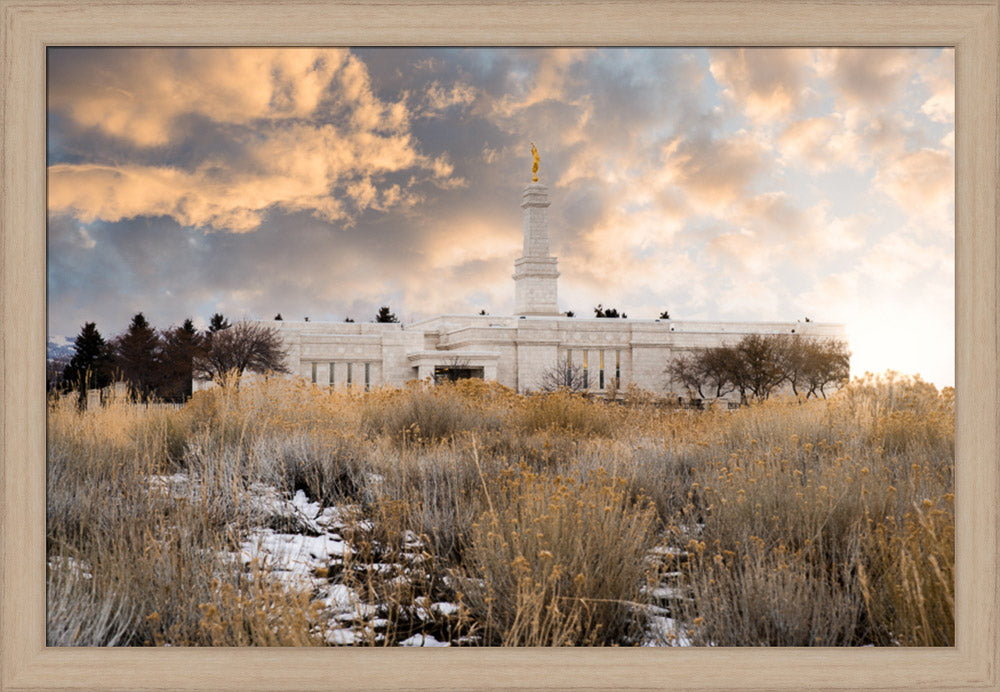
[667,348,737,400]
[537,360,588,392]
[733,334,787,401]
[194,321,290,382]
[666,351,707,399]
[664,334,850,404]
[801,338,850,398]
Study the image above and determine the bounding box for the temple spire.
[513,153,559,316]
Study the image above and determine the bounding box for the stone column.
[513,183,560,316]
[416,363,435,381]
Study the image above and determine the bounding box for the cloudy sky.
[47,47,954,387]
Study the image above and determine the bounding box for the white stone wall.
[258,316,847,398]
[517,342,560,392]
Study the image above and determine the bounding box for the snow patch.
[326,628,357,645]
[645,615,692,647]
[399,633,450,647]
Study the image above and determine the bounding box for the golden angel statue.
[530,142,539,182]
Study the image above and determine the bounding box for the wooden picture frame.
[2,1,997,689]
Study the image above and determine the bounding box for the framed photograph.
[3,1,998,690]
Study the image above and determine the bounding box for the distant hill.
[47,335,74,362]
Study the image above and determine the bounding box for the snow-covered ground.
[154,475,693,646]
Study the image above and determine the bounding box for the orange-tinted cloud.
[47,50,464,232]
[50,49,362,147]
[492,49,590,119]
[873,147,954,230]
[918,50,954,124]
[657,133,767,211]
[709,49,813,123]
[814,48,923,106]
[778,115,864,171]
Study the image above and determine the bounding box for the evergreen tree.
[375,306,399,323]
[61,322,113,405]
[114,312,161,401]
[158,318,203,402]
[208,313,231,333]
[594,304,626,318]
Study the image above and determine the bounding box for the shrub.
[858,495,954,646]
[461,467,658,646]
[360,381,506,444]
[676,535,865,646]
[514,389,619,437]
[192,572,327,646]
[253,431,370,506]
[666,376,954,646]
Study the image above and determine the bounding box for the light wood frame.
[2,1,998,690]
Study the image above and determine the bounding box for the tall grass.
[47,372,953,646]
[460,465,658,645]
[666,374,954,645]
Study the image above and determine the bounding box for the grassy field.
[46,373,954,647]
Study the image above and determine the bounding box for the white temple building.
[262,175,846,398]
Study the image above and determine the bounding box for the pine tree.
[158,318,203,402]
[375,306,399,323]
[114,312,161,401]
[208,313,231,333]
[62,322,113,405]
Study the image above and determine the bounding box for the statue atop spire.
[530,142,539,182]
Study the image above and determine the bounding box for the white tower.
[513,182,560,316]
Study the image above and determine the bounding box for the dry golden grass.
[665,374,953,645]
[46,371,953,647]
[460,465,659,646]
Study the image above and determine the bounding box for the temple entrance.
[434,365,484,384]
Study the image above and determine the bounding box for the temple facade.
[261,179,846,398]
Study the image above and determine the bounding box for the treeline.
[666,334,850,403]
[52,313,288,404]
